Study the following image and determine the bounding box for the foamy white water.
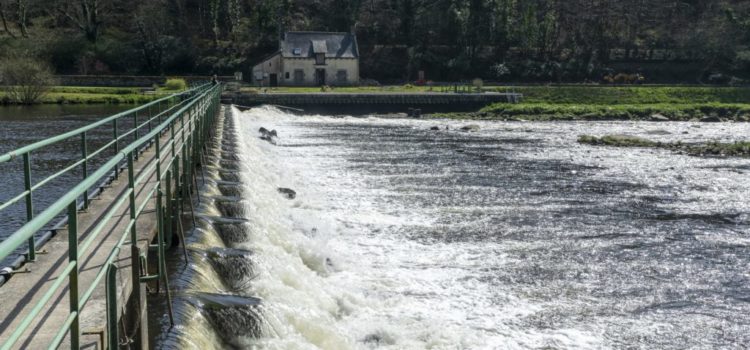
[228,106,750,349]
[229,106,599,349]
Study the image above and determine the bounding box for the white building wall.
[251,54,282,87]
[280,58,359,86]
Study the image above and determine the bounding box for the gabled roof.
[281,32,359,59]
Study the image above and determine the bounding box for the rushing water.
[162,106,750,349]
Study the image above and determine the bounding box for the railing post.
[156,187,175,327]
[173,155,182,221]
[133,111,138,141]
[170,121,176,159]
[67,202,81,349]
[81,132,89,210]
[113,118,119,176]
[127,151,145,347]
[106,263,119,350]
[127,152,137,241]
[155,134,161,181]
[165,169,173,248]
[156,186,164,293]
[22,153,35,261]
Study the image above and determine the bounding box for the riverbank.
[0,86,179,105]
[428,86,750,121]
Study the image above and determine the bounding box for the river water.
[0,105,133,259]
[162,105,750,349]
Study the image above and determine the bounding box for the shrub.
[0,58,57,104]
[164,78,187,91]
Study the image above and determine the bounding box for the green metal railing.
[0,83,222,349]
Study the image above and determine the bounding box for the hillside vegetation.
[0,0,748,83]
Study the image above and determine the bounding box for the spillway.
[155,106,750,349]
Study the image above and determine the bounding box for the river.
[0,104,135,260]
[157,106,750,349]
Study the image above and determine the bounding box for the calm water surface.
[0,104,134,260]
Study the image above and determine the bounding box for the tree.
[0,57,56,104]
[0,1,16,38]
[56,0,105,43]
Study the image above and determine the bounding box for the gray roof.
[281,32,359,59]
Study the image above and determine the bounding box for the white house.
[252,31,360,87]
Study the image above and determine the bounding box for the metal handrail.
[0,85,206,163]
[0,84,210,262]
[0,83,222,349]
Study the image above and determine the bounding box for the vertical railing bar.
[67,202,80,349]
[155,184,163,294]
[113,118,119,177]
[106,263,118,350]
[22,153,35,261]
[81,132,89,210]
[127,152,137,241]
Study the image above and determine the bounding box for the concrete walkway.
[0,124,193,349]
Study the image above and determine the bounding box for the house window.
[294,69,304,84]
[337,70,348,83]
[315,53,326,65]
[285,72,290,79]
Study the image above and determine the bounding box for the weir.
[225,91,523,114]
[0,84,222,349]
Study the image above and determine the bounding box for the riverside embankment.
[431,85,750,121]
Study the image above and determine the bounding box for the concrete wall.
[252,55,360,87]
[56,75,234,87]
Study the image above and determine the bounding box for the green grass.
[500,86,750,105]
[475,102,750,121]
[47,86,144,95]
[42,93,163,104]
[242,85,443,93]
[1,86,173,105]
[424,86,750,121]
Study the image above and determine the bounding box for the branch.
[56,7,86,32]
[0,3,17,38]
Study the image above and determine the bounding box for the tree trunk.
[16,0,27,37]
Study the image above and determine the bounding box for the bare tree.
[56,0,104,43]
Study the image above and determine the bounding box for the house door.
[315,69,326,86]
[269,74,278,87]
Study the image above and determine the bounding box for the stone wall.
[228,92,521,114]
[56,75,234,87]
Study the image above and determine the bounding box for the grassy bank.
[433,86,750,121]
[578,134,750,157]
[241,85,439,93]
[1,86,180,105]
